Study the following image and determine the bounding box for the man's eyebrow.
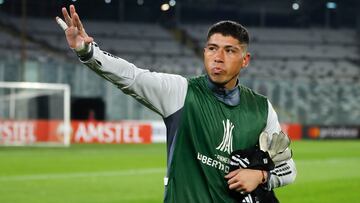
[224,45,241,50]
[206,43,245,49]
[206,43,219,47]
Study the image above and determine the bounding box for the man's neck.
[206,76,240,106]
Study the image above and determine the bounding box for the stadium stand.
[181,24,360,124]
[1,15,359,124]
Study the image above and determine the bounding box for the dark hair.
[207,21,249,46]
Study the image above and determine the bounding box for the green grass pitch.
[0,140,359,203]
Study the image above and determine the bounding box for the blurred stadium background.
[0,0,360,202]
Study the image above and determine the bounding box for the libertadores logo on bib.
[216,119,234,154]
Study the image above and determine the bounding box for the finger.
[55,17,68,31]
[227,174,243,185]
[73,13,84,31]
[70,4,76,19]
[62,7,72,26]
[225,169,240,179]
[229,181,242,190]
[227,177,237,185]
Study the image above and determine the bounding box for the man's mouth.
[211,67,223,74]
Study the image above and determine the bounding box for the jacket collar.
[206,75,240,106]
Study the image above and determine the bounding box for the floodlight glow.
[0,0,4,5]
[161,3,170,11]
[105,0,111,3]
[169,0,176,7]
[71,0,76,2]
[292,3,300,10]
[326,2,337,9]
[137,0,144,6]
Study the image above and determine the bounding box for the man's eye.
[226,49,235,53]
[208,47,216,51]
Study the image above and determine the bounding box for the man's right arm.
[56,5,188,118]
[78,42,188,118]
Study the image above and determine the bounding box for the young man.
[56,5,296,203]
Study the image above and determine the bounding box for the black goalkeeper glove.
[228,147,279,203]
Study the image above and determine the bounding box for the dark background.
[1,0,360,29]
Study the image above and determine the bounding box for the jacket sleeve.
[263,100,297,189]
[78,42,188,118]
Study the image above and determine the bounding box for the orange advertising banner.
[71,121,152,144]
[281,123,302,140]
[0,120,62,144]
[0,120,152,145]
[0,120,37,144]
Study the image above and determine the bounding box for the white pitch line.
[0,168,166,182]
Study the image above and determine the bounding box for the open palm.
[56,5,93,49]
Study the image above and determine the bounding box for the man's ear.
[242,52,251,67]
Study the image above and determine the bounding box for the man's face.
[204,33,250,89]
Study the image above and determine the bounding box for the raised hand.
[56,5,93,50]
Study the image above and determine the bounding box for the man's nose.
[214,49,224,63]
